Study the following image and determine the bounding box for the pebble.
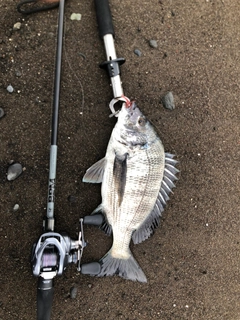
[13,22,21,31]
[48,32,55,38]
[68,195,77,203]
[6,30,12,37]
[78,52,86,60]
[134,48,142,57]
[70,286,78,299]
[7,163,23,181]
[13,204,20,211]
[0,108,4,119]
[161,91,175,110]
[149,39,158,48]
[35,97,41,104]
[7,85,14,93]
[15,70,22,77]
[70,13,82,21]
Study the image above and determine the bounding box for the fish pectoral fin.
[113,153,128,206]
[82,157,106,183]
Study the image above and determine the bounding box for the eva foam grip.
[94,0,114,38]
[37,277,54,320]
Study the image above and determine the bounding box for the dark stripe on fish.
[113,153,128,206]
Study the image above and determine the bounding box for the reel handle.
[81,262,101,275]
[83,214,104,226]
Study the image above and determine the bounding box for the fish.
[83,99,178,282]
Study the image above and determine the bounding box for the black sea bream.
[83,100,178,282]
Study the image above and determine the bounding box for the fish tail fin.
[98,249,147,283]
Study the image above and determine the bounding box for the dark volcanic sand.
[0,1,240,319]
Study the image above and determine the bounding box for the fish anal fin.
[82,157,106,183]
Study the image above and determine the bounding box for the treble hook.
[17,0,59,14]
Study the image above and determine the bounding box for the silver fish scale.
[83,101,178,282]
[101,129,165,260]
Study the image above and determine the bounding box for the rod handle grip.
[37,277,54,320]
[94,0,114,38]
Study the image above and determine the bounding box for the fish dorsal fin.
[132,153,179,244]
[82,157,106,183]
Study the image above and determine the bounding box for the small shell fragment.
[70,13,82,21]
[13,22,21,31]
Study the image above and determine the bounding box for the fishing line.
[62,15,100,155]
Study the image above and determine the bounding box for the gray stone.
[7,85,14,93]
[13,204,20,211]
[68,195,77,203]
[15,70,22,77]
[161,92,175,110]
[149,40,158,48]
[7,163,23,181]
[0,108,4,119]
[70,286,78,299]
[134,49,142,57]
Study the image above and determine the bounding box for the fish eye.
[138,117,146,126]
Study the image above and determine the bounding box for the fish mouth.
[113,96,137,113]
[109,96,135,117]
[110,96,145,130]
[123,98,137,111]
[123,101,143,127]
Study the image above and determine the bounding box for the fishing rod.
[16,0,129,318]
[17,1,103,319]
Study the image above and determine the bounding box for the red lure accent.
[121,95,132,108]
